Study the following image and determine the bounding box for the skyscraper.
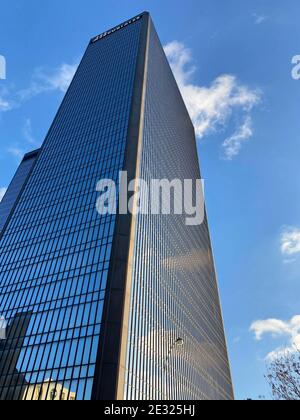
[0,13,233,400]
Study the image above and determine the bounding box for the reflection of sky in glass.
[0,18,143,400]
[0,153,38,233]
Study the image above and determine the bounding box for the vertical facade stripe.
[91,12,150,401]
[123,18,234,401]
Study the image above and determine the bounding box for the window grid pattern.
[0,154,38,233]
[124,22,233,401]
[0,20,142,400]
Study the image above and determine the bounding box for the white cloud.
[5,120,40,162]
[250,316,300,360]
[0,187,7,202]
[1,63,77,162]
[7,146,24,160]
[164,41,261,159]
[0,62,79,114]
[253,14,268,25]
[222,116,253,160]
[251,318,294,341]
[43,63,77,93]
[23,118,39,146]
[0,62,77,166]
[280,227,300,256]
[164,41,195,86]
[0,87,13,112]
[19,63,78,101]
[0,62,78,116]
[0,97,11,112]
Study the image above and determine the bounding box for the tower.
[0,13,233,400]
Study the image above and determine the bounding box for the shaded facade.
[0,149,40,234]
[0,13,233,400]
[0,312,31,400]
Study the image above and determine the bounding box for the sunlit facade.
[0,13,233,400]
[122,20,233,400]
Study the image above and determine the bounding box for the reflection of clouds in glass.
[163,249,211,272]
[0,316,7,340]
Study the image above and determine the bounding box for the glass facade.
[0,150,40,234]
[123,20,234,400]
[0,18,143,400]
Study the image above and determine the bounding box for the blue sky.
[1,0,300,400]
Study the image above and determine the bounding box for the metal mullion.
[25,275,68,400]
[33,272,71,400]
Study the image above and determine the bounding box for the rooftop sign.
[91,15,143,44]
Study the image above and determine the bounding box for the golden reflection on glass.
[23,380,76,401]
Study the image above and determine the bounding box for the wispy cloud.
[7,146,25,160]
[7,119,40,161]
[23,118,39,146]
[0,97,11,112]
[1,62,77,161]
[42,63,78,92]
[281,226,300,257]
[253,14,268,25]
[19,63,78,102]
[0,62,78,114]
[0,87,13,112]
[283,258,297,265]
[164,41,261,159]
[0,187,7,202]
[250,316,300,360]
[223,116,253,160]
